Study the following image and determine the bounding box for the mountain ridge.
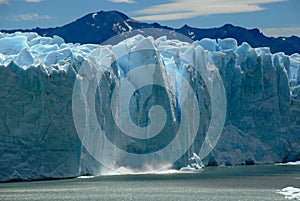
[1,10,300,55]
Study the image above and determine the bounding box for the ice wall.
[0,32,299,181]
[199,38,300,166]
[0,33,82,181]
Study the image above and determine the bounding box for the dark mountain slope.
[2,10,299,55]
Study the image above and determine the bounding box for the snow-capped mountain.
[2,10,300,55]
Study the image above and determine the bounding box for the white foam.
[276,161,300,166]
[77,175,96,179]
[101,165,197,176]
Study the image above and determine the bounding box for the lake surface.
[0,165,299,201]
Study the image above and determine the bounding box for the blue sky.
[0,0,299,37]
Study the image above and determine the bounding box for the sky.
[0,0,299,37]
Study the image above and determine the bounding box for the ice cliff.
[0,32,299,181]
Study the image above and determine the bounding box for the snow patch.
[124,20,133,31]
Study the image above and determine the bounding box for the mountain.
[2,10,300,55]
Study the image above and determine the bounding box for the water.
[0,165,299,201]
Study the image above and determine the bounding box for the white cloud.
[0,0,44,4]
[0,0,9,5]
[261,27,300,37]
[134,0,287,21]
[15,13,52,21]
[25,0,43,2]
[108,0,135,3]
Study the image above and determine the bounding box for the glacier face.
[0,32,299,181]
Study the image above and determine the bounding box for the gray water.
[0,165,299,201]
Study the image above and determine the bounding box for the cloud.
[261,27,300,37]
[25,0,43,2]
[14,13,52,21]
[0,0,9,5]
[108,0,135,3]
[0,0,44,4]
[134,0,287,21]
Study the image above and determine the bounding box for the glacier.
[0,32,299,181]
